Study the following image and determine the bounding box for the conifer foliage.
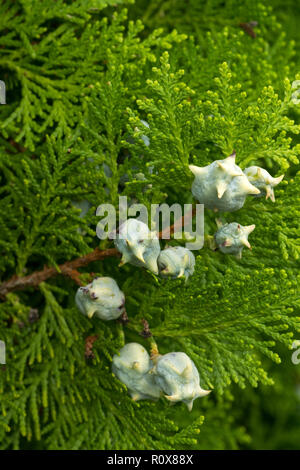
[0,0,299,450]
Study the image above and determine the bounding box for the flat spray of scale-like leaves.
[74,149,285,414]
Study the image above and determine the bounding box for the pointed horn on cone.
[244,224,255,235]
[266,185,276,202]
[87,308,95,319]
[257,167,263,179]
[272,174,284,186]
[189,165,207,176]
[240,178,261,195]
[177,268,185,278]
[132,246,145,264]
[186,400,194,412]
[181,362,193,380]
[216,180,228,199]
[217,161,225,170]
[248,185,261,195]
[147,257,159,275]
[265,186,272,201]
[136,254,145,264]
[241,238,251,250]
[197,388,212,398]
[119,254,130,267]
[217,161,241,177]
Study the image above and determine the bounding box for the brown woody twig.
[139,319,152,338]
[0,248,120,298]
[0,208,196,298]
[239,21,258,39]
[85,334,99,359]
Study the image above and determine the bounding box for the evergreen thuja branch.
[0,209,196,297]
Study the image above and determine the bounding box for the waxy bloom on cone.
[114,218,161,274]
[112,343,161,401]
[214,220,255,259]
[75,277,125,321]
[189,152,260,212]
[151,352,211,411]
[244,166,284,202]
[158,246,195,280]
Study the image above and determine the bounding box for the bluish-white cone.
[214,220,255,259]
[114,218,160,275]
[75,277,125,321]
[189,152,260,212]
[244,166,284,202]
[112,343,161,401]
[140,119,150,147]
[158,246,195,280]
[152,352,211,411]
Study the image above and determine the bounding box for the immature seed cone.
[214,220,255,259]
[158,246,195,280]
[244,166,284,202]
[112,343,161,401]
[75,277,125,321]
[152,352,211,411]
[114,218,160,274]
[189,152,260,212]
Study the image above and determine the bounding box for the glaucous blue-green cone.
[112,343,162,401]
[158,246,195,280]
[151,352,211,411]
[189,152,260,212]
[114,218,160,274]
[244,166,284,202]
[214,220,255,259]
[140,119,150,147]
[75,277,125,321]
